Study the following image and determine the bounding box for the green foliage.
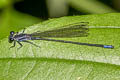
[0,0,11,8]
[0,13,120,80]
[68,0,116,13]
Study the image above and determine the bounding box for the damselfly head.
[10,31,14,35]
[9,31,15,43]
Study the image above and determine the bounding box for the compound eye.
[10,31,14,35]
[10,38,14,41]
[9,38,14,43]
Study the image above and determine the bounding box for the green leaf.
[0,0,11,8]
[0,0,23,8]
[0,13,120,80]
[68,0,116,13]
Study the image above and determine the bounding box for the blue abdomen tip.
[104,45,114,49]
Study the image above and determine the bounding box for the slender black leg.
[9,41,16,49]
[17,42,23,50]
[22,28,26,34]
[23,41,40,48]
[16,32,19,35]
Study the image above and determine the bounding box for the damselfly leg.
[9,41,16,49]
[22,28,25,34]
[17,41,23,50]
[22,41,40,48]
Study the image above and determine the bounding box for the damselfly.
[8,22,114,49]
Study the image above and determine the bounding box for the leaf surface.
[0,13,120,80]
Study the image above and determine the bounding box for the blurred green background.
[0,0,119,40]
